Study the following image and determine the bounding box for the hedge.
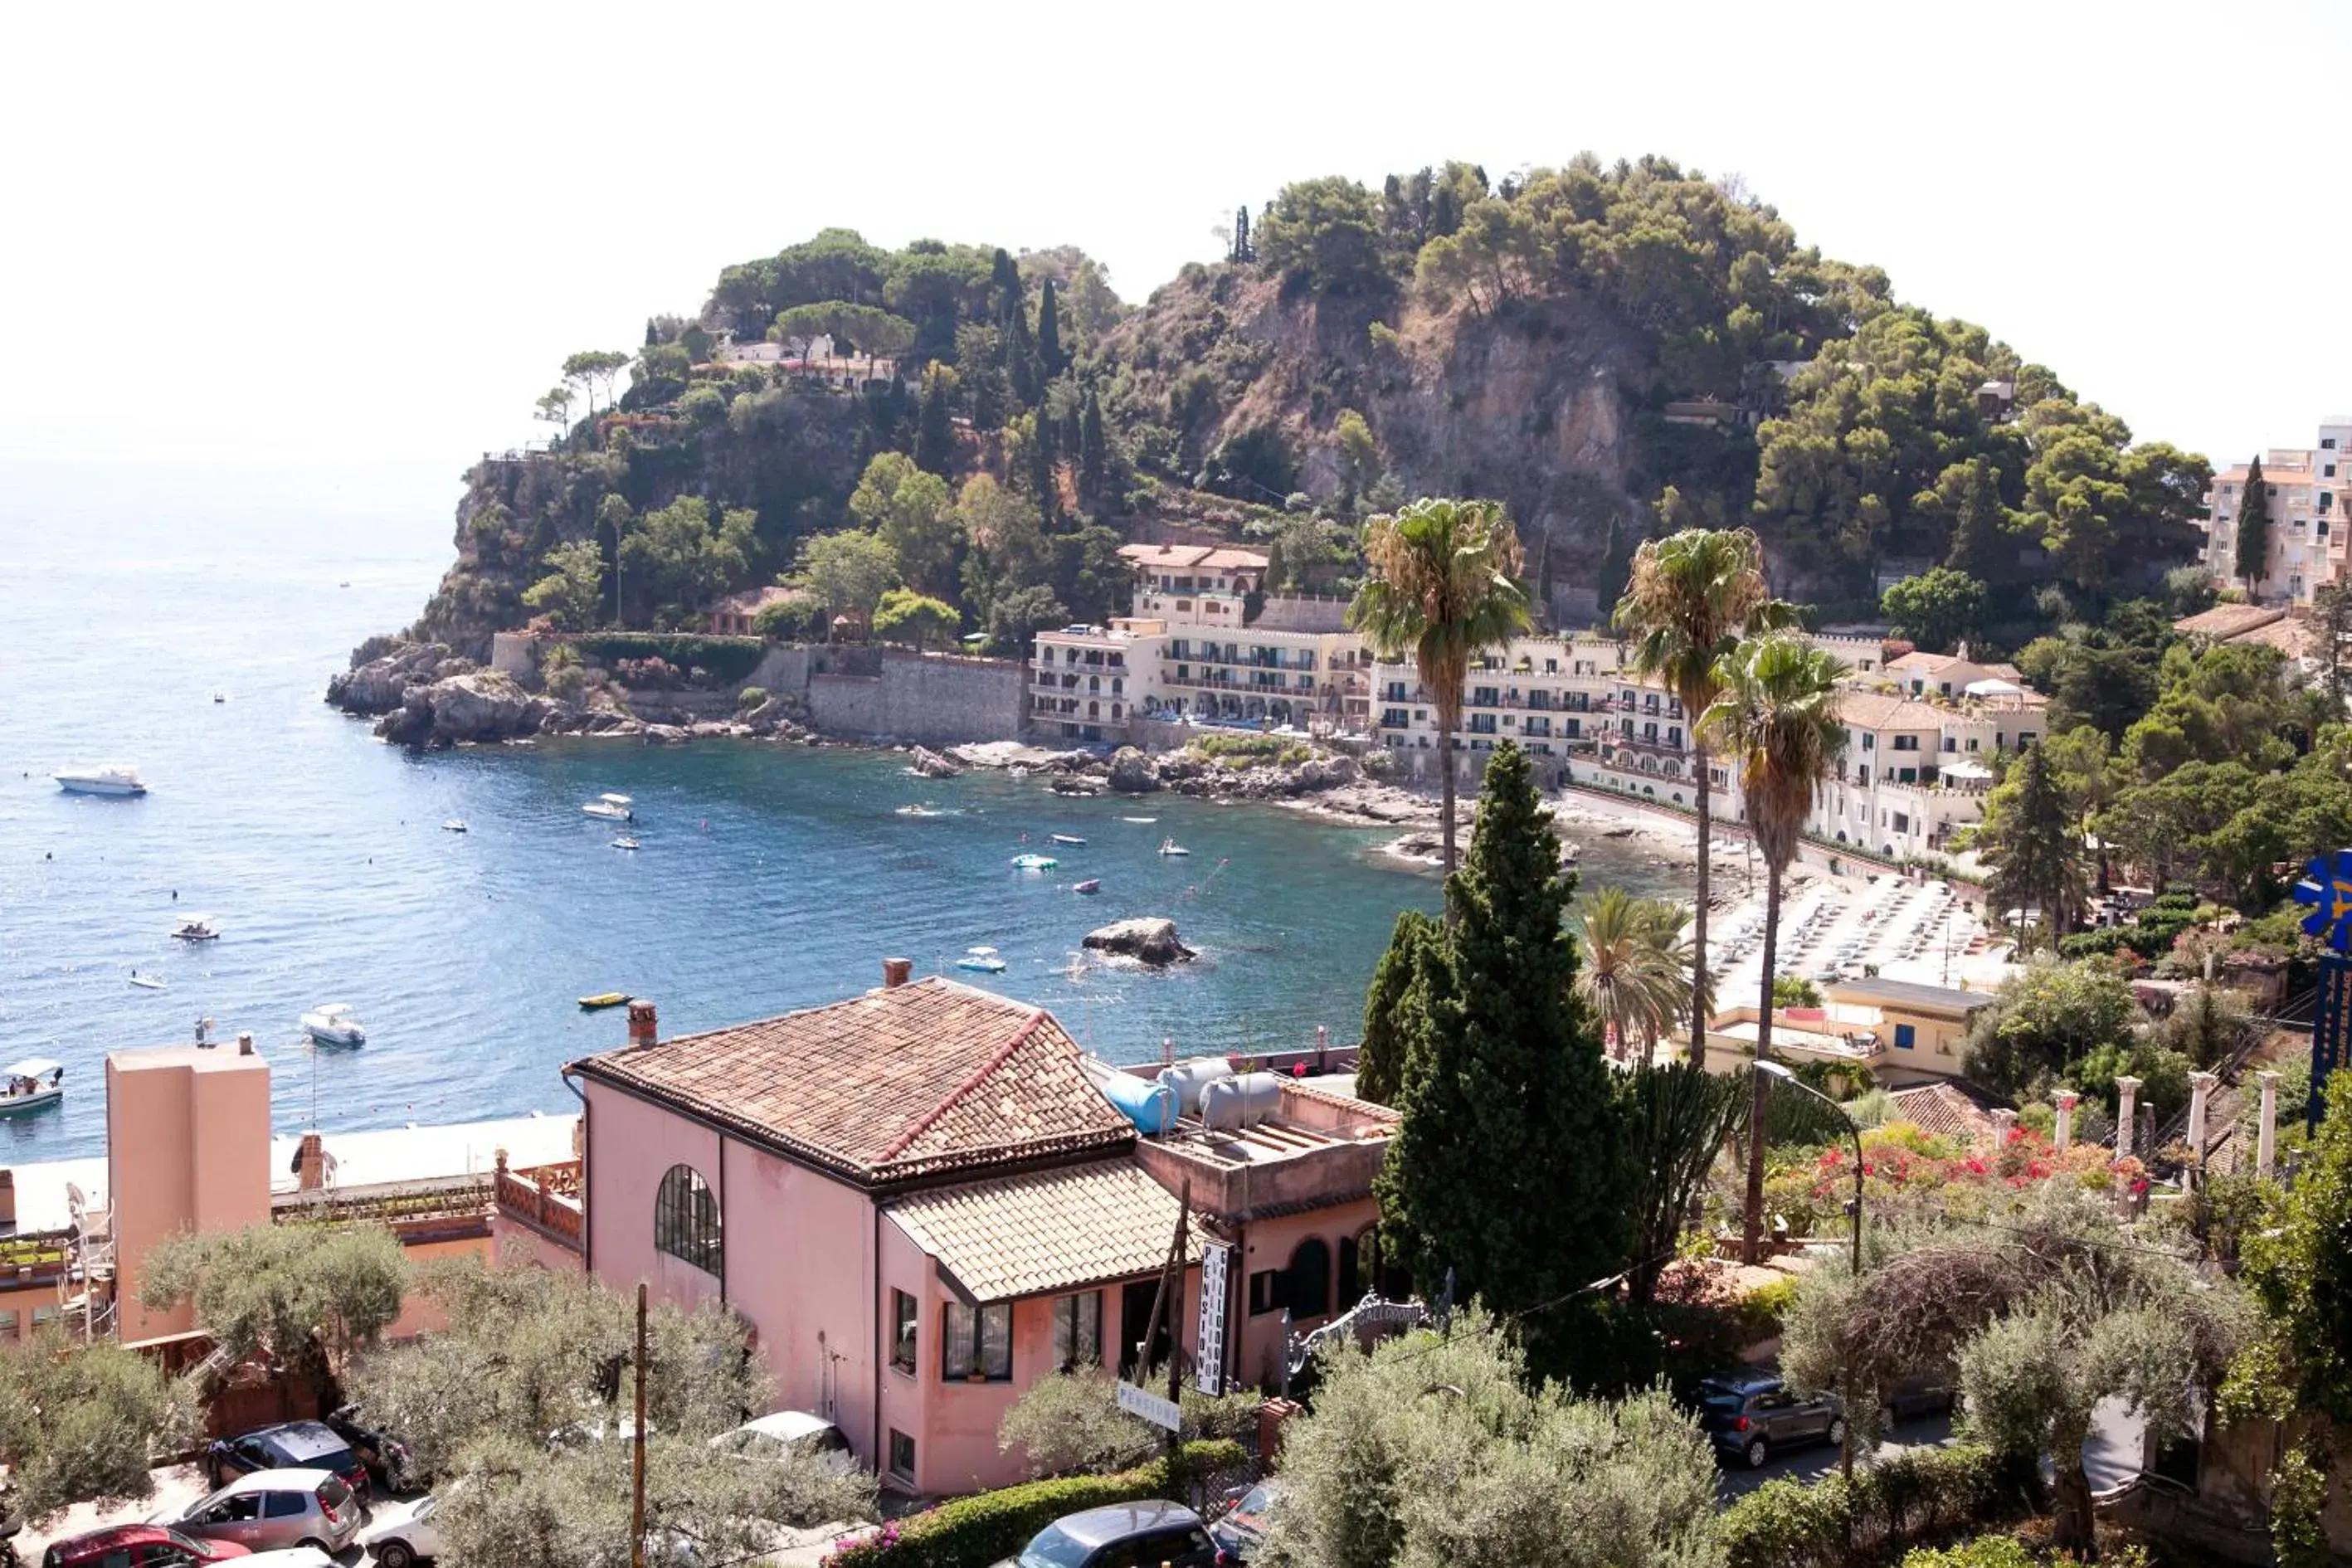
[1720,1444,2025,1568]
[567,633,767,685]
[822,1439,1249,1568]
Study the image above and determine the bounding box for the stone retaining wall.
[806,649,1024,744]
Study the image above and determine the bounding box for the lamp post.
[1756,1060,1863,1484]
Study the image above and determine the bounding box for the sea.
[0,460,1675,1161]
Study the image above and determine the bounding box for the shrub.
[821,1439,1246,1568]
[1901,1538,2036,1568]
[735,685,769,712]
[1719,1444,2020,1568]
[571,633,767,684]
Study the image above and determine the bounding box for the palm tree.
[1612,528,1792,1059]
[1349,497,1532,890]
[1697,632,1848,1265]
[1571,887,1706,1066]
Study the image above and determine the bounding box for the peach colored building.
[564,975,1396,1496]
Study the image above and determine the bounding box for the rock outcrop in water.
[327,640,475,717]
[375,670,552,749]
[908,746,962,778]
[1106,747,1160,793]
[1083,918,1195,966]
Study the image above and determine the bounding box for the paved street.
[1717,1398,2145,1502]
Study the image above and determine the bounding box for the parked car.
[708,1412,858,1475]
[325,1404,419,1493]
[236,1553,338,1568]
[201,1422,370,1501]
[149,1469,363,1557]
[40,1527,251,1568]
[996,1502,1215,1568]
[1693,1373,1844,1468]
[1207,1480,1281,1564]
[357,1495,442,1568]
[1883,1371,1959,1424]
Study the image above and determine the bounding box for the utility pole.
[1131,1180,1192,1463]
[631,1282,648,1568]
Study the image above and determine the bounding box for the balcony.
[494,1156,584,1252]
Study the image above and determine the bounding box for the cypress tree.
[2235,455,2272,595]
[1983,742,2087,950]
[1037,279,1067,378]
[1595,514,1632,618]
[1356,909,1439,1107]
[915,369,956,476]
[1944,458,2001,577]
[1374,742,1630,1374]
[994,249,1037,406]
[1027,412,1059,523]
[1079,388,1108,507]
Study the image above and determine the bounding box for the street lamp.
[1755,1059,1865,1484]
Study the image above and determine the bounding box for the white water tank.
[1200,1072,1283,1132]
[1157,1057,1234,1118]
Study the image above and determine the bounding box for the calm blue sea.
[0,460,1668,1161]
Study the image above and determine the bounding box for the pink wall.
[107,1046,272,1343]
[1225,1200,1378,1391]
[582,1082,726,1314]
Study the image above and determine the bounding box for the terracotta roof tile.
[1887,1082,2002,1143]
[568,978,1133,1186]
[1118,543,1269,572]
[1835,691,1950,731]
[2175,604,2286,640]
[886,1159,1200,1303]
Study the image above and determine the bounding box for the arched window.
[655,1164,722,1277]
[1285,1237,1332,1319]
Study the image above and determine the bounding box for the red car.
[41,1525,251,1568]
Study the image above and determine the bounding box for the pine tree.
[1374,742,1630,1374]
[2235,455,2272,595]
[915,369,956,477]
[1983,742,2087,950]
[1357,911,1439,1106]
[1078,388,1108,508]
[1037,279,1067,378]
[1595,514,1632,617]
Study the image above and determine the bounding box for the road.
[1717,1398,2145,1502]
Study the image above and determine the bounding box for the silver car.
[150,1468,363,1556]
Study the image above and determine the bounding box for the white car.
[358,1494,442,1568]
[240,1551,339,1568]
[709,1410,859,1474]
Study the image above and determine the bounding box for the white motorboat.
[128,970,168,991]
[1157,839,1191,857]
[1050,834,1087,845]
[611,835,640,850]
[442,819,469,833]
[171,914,222,942]
[955,946,1008,973]
[583,792,635,821]
[0,1059,65,1115]
[301,1003,368,1046]
[53,764,147,796]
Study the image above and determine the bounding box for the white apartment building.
[2199,418,2352,603]
[1028,544,1371,743]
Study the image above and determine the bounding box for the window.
[1862,733,1876,751]
[0,1311,13,1342]
[1894,1023,1916,1049]
[1892,734,1920,751]
[1286,1238,1332,1319]
[942,1301,1012,1381]
[145,1548,196,1568]
[890,1290,918,1375]
[1942,737,1956,752]
[888,1429,916,1483]
[264,1492,308,1519]
[1893,812,1911,833]
[654,1165,722,1277]
[1052,1291,1102,1371]
[2326,437,2339,450]
[1249,1269,1285,1317]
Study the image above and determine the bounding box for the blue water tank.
[1097,1069,1180,1135]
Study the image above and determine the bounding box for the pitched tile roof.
[1831,975,1996,1014]
[568,978,1133,1186]
[1118,543,1270,572]
[1834,691,1950,731]
[886,1159,1201,1303]
[2175,603,2286,640]
[1886,1082,2004,1143]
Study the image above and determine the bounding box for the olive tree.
[0,1332,197,1520]
[141,1221,409,1410]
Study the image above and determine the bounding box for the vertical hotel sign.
[2292,850,2352,1127]
[1195,1242,1233,1397]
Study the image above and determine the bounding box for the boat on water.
[0,1059,64,1116]
[212,692,226,704]
[612,835,640,850]
[171,914,222,942]
[582,792,635,821]
[1050,834,1087,845]
[442,819,469,833]
[128,970,168,991]
[1011,852,1059,870]
[955,946,1008,973]
[1158,839,1191,857]
[578,991,632,1010]
[1073,879,1101,895]
[300,1003,368,1046]
[1121,816,1157,825]
[53,763,147,797]
[896,804,949,818]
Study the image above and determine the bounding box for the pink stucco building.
[563,971,1395,1496]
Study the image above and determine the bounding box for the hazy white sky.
[5,0,2344,504]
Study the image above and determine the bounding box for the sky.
[4,0,2345,522]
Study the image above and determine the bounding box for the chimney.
[0,1169,15,1228]
[236,1031,255,1056]
[295,1132,325,1191]
[627,999,659,1049]
[882,957,913,990]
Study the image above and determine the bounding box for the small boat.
[1121,816,1157,825]
[442,819,469,833]
[128,970,168,991]
[896,804,948,818]
[171,914,222,942]
[1051,834,1087,845]
[583,792,635,821]
[0,1059,65,1116]
[1157,840,1191,857]
[53,764,147,797]
[955,946,1008,973]
[1011,853,1059,870]
[300,1003,368,1046]
[612,835,640,850]
[212,692,226,704]
[1073,879,1102,895]
[578,991,632,1010]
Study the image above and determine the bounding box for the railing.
[494,1160,585,1249]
